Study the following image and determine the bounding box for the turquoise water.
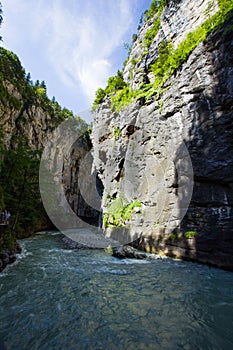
[0,232,233,350]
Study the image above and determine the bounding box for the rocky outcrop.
[92,1,233,270]
[0,86,54,150]
[112,245,147,259]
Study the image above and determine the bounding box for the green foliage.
[35,87,46,99]
[169,233,178,240]
[114,127,121,139]
[0,47,76,124]
[0,48,26,90]
[110,85,134,112]
[148,0,233,90]
[150,40,174,82]
[106,71,127,93]
[132,33,137,43]
[92,88,106,109]
[0,43,89,243]
[131,58,138,67]
[184,231,197,238]
[0,80,22,109]
[144,17,161,48]
[93,70,127,110]
[93,0,233,112]
[0,136,43,237]
[144,0,166,48]
[103,199,142,228]
[0,48,25,109]
[144,0,166,21]
[0,184,4,210]
[2,229,16,250]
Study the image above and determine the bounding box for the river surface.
[0,231,233,350]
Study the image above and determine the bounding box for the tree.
[0,137,42,237]
[106,70,127,93]
[92,88,106,108]
[40,80,46,91]
[132,33,137,43]
[26,72,31,85]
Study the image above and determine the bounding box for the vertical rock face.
[0,82,54,150]
[124,0,219,89]
[92,0,233,270]
[61,136,100,225]
[0,55,98,236]
[0,79,58,235]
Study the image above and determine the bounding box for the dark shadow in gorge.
[63,137,103,228]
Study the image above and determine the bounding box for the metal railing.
[0,211,10,225]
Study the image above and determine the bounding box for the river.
[0,231,233,350]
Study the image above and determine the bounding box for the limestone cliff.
[0,48,96,243]
[92,0,233,270]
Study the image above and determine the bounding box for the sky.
[0,0,151,122]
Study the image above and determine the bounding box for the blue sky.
[0,0,151,122]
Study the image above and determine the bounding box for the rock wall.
[0,82,54,150]
[92,1,233,270]
[0,53,98,238]
[124,0,219,89]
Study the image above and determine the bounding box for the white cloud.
[41,0,136,103]
[0,0,146,112]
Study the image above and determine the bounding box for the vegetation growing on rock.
[144,0,166,48]
[0,47,76,125]
[103,199,142,228]
[93,0,233,112]
[184,231,197,238]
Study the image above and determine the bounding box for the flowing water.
[0,231,233,350]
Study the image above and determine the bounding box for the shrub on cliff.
[92,0,233,112]
[92,70,127,110]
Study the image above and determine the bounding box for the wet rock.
[15,242,22,254]
[112,246,147,259]
[62,236,92,249]
[9,253,16,263]
[1,251,9,265]
[0,241,22,271]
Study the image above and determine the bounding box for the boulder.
[112,245,147,259]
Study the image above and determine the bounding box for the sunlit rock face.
[124,0,219,90]
[92,0,233,270]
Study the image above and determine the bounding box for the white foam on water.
[35,230,61,236]
[94,266,128,275]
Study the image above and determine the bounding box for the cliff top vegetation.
[92,0,233,112]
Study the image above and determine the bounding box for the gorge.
[92,0,233,270]
[0,0,233,270]
[0,0,233,349]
